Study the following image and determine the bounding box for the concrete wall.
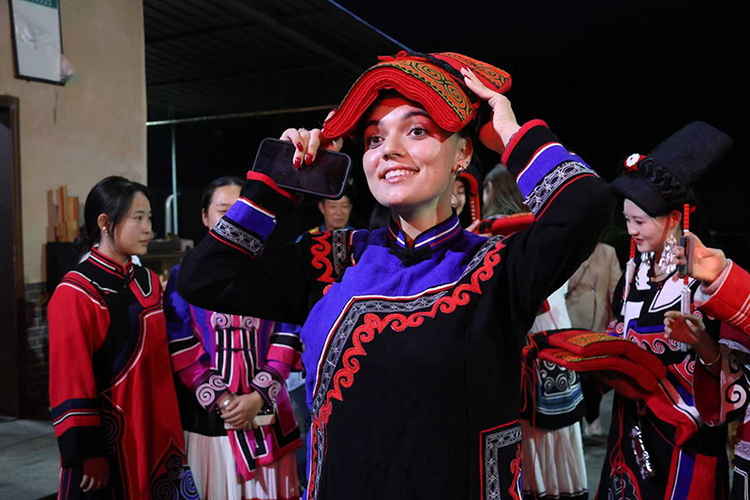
[0,0,146,283]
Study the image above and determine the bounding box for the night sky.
[148,0,749,265]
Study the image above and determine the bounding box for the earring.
[658,234,678,276]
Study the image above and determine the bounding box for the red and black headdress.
[322,51,511,139]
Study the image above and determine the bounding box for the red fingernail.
[304,153,313,165]
[297,142,304,152]
[294,157,302,169]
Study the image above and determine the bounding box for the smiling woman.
[596,122,735,499]
[178,51,615,500]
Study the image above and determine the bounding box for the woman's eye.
[366,135,382,148]
[409,126,427,137]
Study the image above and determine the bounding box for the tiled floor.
[0,417,59,499]
[0,394,615,500]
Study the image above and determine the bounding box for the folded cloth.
[537,348,659,394]
[322,51,511,139]
[527,329,705,445]
[525,329,667,400]
[545,329,666,379]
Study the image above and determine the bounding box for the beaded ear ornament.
[658,234,679,276]
[656,203,694,352]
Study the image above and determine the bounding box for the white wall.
[0,0,147,282]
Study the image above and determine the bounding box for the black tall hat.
[611,121,733,217]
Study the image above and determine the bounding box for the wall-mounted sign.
[9,0,65,85]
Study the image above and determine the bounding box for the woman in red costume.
[48,176,197,500]
[664,233,750,500]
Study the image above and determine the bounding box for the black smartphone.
[251,138,352,199]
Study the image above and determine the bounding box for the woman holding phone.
[178,51,614,499]
[595,122,733,499]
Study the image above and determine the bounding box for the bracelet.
[699,350,722,368]
[217,393,235,414]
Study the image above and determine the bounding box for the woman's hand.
[675,231,727,283]
[663,311,707,346]
[80,456,109,492]
[279,110,344,169]
[664,310,721,373]
[221,392,265,429]
[460,67,520,155]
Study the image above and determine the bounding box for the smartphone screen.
[251,138,352,199]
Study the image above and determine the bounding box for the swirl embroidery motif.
[196,374,227,408]
[151,453,199,500]
[307,238,505,498]
[251,371,282,401]
[311,233,335,284]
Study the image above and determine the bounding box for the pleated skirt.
[184,431,299,500]
[521,420,588,499]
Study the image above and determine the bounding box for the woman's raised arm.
[179,123,345,323]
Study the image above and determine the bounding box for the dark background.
[147,0,749,266]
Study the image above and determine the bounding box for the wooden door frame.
[0,95,26,417]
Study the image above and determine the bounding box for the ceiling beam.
[221,0,364,76]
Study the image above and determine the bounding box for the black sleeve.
[496,120,617,340]
[178,172,313,324]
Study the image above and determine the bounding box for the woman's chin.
[133,244,150,256]
[635,243,656,255]
[373,192,413,210]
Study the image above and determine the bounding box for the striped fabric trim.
[224,197,277,239]
[516,142,587,196]
[268,331,303,351]
[88,248,134,280]
[211,218,266,256]
[267,331,303,367]
[168,334,204,372]
[387,214,462,251]
[667,449,696,499]
[523,161,597,216]
[51,399,101,436]
[414,219,461,249]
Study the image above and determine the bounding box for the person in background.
[482,163,588,500]
[564,241,621,440]
[483,164,528,217]
[290,181,359,487]
[48,176,197,499]
[662,232,750,500]
[597,121,733,499]
[165,175,302,500]
[298,183,355,241]
[452,157,483,228]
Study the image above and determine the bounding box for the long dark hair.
[482,164,529,217]
[76,176,152,252]
[201,175,244,213]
